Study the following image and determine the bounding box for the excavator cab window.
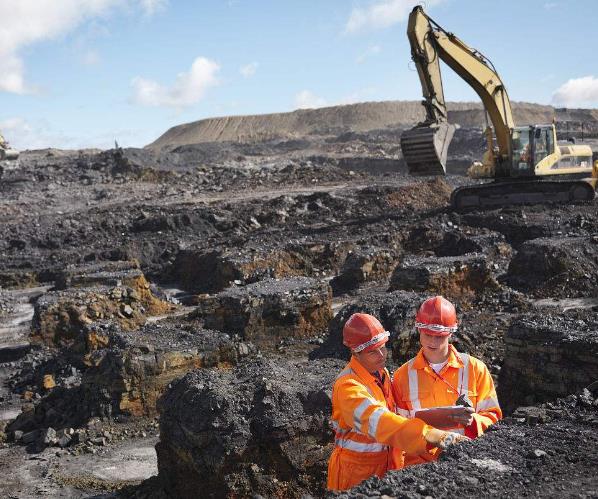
[532,126,552,164]
[511,128,532,174]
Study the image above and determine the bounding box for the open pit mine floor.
[0,126,597,498]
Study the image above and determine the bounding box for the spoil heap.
[335,389,598,498]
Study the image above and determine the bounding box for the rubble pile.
[336,389,598,498]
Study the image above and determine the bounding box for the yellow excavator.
[0,132,19,178]
[401,6,598,209]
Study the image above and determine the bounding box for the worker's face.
[419,331,451,363]
[354,344,388,373]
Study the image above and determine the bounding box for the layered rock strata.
[196,277,332,346]
[498,313,598,412]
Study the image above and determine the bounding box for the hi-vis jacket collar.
[352,331,390,353]
[412,344,464,370]
[415,322,458,333]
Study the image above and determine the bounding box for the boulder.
[330,247,398,293]
[154,357,344,498]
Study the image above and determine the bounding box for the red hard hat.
[415,296,458,337]
[343,313,389,353]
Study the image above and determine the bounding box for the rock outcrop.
[153,357,343,498]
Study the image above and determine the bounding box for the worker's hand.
[451,406,475,426]
[424,428,471,450]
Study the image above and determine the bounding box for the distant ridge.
[146,100,598,149]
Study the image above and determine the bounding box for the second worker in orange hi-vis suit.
[392,296,502,468]
[327,312,469,491]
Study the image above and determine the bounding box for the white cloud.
[356,45,381,64]
[544,2,558,9]
[294,90,328,110]
[345,0,445,33]
[139,0,168,15]
[0,0,165,94]
[552,76,598,106]
[131,57,221,109]
[240,62,258,78]
[82,49,101,66]
[0,116,153,149]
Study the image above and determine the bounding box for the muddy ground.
[0,119,597,498]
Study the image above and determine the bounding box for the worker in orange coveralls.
[327,312,469,491]
[392,296,502,468]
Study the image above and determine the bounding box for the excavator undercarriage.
[451,178,596,209]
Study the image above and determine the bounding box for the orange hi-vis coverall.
[392,344,502,467]
[327,356,433,491]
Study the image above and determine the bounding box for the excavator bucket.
[400,122,456,176]
[0,148,19,161]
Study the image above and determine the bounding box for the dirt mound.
[147,100,598,149]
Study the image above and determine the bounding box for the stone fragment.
[43,374,56,390]
[330,247,398,293]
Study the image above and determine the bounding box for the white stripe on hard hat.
[415,321,458,333]
[352,331,390,353]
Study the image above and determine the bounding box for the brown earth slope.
[146,100,598,149]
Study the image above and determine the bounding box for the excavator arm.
[402,6,514,176]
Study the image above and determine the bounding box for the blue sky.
[1,0,597,150]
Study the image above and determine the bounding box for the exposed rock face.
[388,254,499,299]
[31,280,172,347]
[196,277,332,346]
[154,357,344,498]
[330,247,398,293]
[8,322,244,434]
[173,241,354,294]
[506,236,598,297]
[498,313,598,412]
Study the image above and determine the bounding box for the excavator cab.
[510,125,555,177]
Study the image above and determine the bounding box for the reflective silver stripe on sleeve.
[476,397,500,412]
[367,407,387,439]
[336,368,354,380]
[335,438,388,453]
[396,407,410,417]
[451,427,465,435]
[407,359,421,416]
[331,419,349,434]
[353,398,374,431]
[457,353,470,397]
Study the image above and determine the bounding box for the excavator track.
[400,122,456,176]
[451,178,596,210]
